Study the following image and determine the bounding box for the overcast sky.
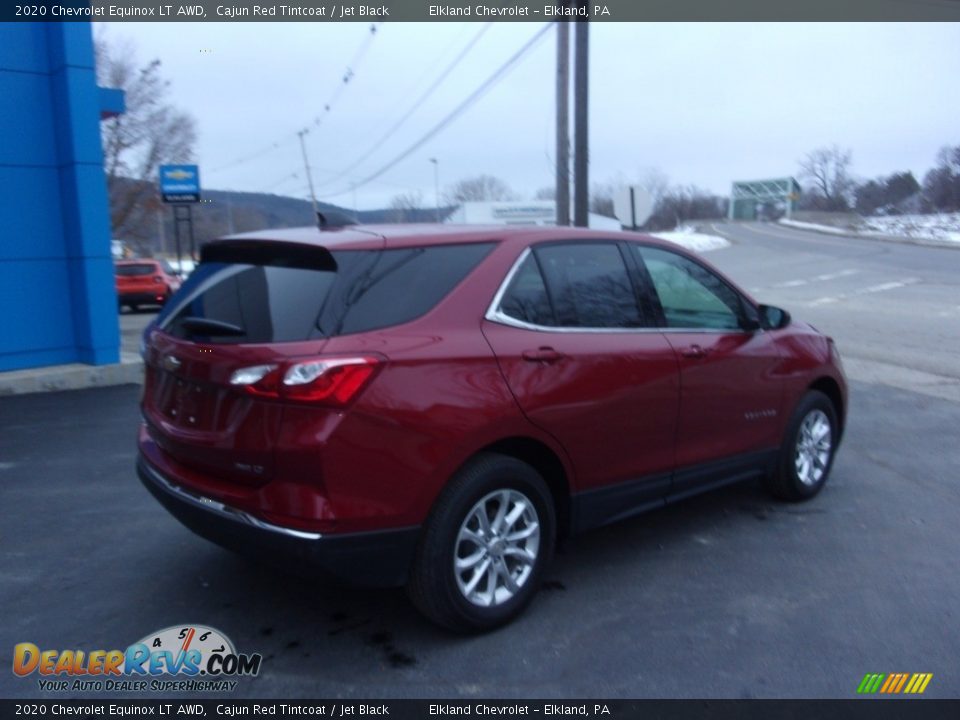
[102,21,960,210]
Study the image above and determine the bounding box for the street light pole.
[429,157,440,222]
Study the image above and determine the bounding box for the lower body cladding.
[137,457,420,587]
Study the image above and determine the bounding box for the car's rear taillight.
[229,356,381,407]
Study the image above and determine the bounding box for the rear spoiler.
[200,240,337,271]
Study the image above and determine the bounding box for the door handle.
[679,344,707,359]
[522,347,565,363]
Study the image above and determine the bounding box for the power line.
[320,22,555,199]
[205,23,380,177]
[308,22,379,130]
[313,22,493,190]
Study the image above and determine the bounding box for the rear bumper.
[119,290,167,305]
[138,456,420,587]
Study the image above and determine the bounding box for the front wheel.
[407,453,556,632]
[765,390,838,501]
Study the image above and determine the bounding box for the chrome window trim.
[141,460,323,540]
[484,245,757,335]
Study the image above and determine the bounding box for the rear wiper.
[178,317,245,337]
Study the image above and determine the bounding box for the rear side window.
[535,243,643,328]
[116,264,156,277]
[157,242,494,343]
[325,243,495,336]
[496,253,556,327]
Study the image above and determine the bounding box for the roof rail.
[317,210,359,231]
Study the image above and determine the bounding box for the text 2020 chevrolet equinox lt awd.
[138,221,847,631]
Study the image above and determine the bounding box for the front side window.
[634,246,744,330]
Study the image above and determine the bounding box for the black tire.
[765,390,839,502]
[407,452,556,632]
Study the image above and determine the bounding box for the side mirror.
[759,304,791,330]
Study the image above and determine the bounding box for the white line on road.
[748,268,861,293]
[807,278,921,306]
[732,220,869,248]
[774,268,861,288]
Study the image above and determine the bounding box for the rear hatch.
[141,236,497,487]
[142,242,345,486]
[116,262,160,292]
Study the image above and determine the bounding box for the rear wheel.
[407,453,555,632]
[765,390,838,501]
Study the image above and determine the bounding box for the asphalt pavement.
[2,222,958,699]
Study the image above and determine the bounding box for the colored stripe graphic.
[857,674,885,694]
[905,673,933,694]
[857,673,932,694]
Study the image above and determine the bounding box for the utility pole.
[429,158,440,222]
[555,18,570,227]
[573,10,589,228]
[297,129,319,216]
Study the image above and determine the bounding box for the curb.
[0,353,143,396]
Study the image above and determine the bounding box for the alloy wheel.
[453,489,541,607]
[794,409,832,486]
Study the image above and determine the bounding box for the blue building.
[0,22,124,372]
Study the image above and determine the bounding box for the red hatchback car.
[138,222,846,631]
[115,259,182,311]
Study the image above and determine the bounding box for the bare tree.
[534,186,556,200]
[590,181,616,218]
[388,191,424,223]
[798,145,855,211]
[95,33,197,254]
[445,175,517,203]
[637,167,670,208]
[587,170,669,221]
[922,145,960,212]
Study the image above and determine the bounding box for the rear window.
[156,242,495,344]
[116,264,156,277]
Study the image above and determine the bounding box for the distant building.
[445,201,622,230]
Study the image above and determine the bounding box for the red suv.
[138,223,846,631]
[115,259,182,311]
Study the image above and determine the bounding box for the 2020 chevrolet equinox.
[138,222,846,631]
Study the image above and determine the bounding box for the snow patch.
[860,213,960,244]
[779,219,851,235]
[780,214,960,244]
[649,226,730,252]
